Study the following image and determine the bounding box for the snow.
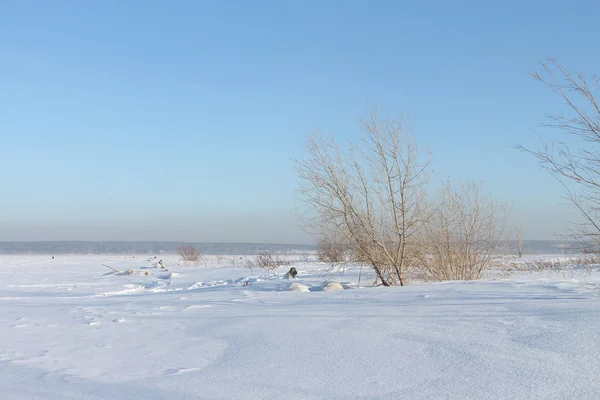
[322,280,345,291]
[289,282,311,292]
[1,254,600,399]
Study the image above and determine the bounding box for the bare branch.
[516,58,600,251]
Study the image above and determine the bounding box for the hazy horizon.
[1,1,597,243]
[0,221,577,244]
[0,239,577,256]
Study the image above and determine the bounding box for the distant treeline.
[0,241,316,255]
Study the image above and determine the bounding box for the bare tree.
[177,245,203,264]
[296,109,431,286]
[416,181,510,281]
[515,58,600,252]
[515,221,524,258]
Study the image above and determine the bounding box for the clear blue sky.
[1,0,598,243]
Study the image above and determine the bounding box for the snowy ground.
[1,254,599,399]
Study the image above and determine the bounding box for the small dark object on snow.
[288,267,298,278]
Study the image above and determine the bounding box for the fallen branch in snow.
[102,264,120,273]
[102,264,150,276]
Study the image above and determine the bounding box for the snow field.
[1,254,599,399]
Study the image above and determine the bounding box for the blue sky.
[1,0,598,243]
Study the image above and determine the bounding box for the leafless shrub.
[296,108,431,286]
[416,180,510,281]
[316,237,348,265]
[296,251,313,263]
[177,245,203,264]
[510,258,564,271]
[246,250,291,271]
[297,108,513,285]
[509,254,600,272]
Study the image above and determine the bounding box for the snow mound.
[323,281,344,291]
[158,272,181,280]
[289,283,310,292]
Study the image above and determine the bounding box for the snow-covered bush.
[289,283,310,292]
